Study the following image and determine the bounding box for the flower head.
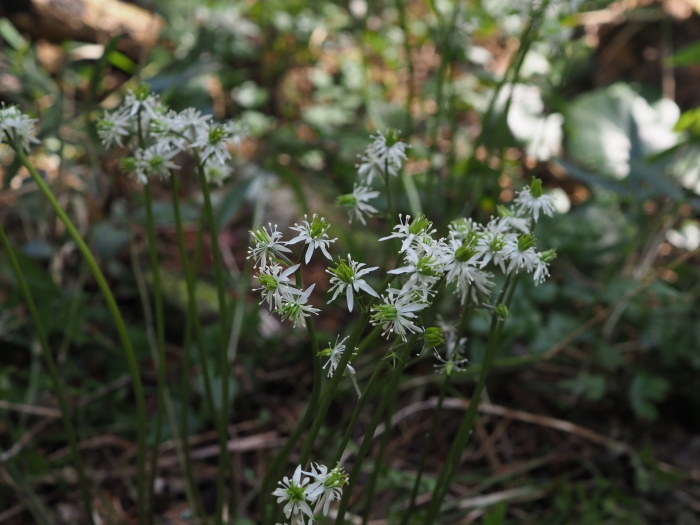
[318,335,357,378]
[0,105,39,151]
[254,263,302,311]
[356,129,409,184]
[336,184,380,225]
[276,284,321,328]
[248,223,292,270]
[514,178,555,222]
[272,465,315,525]
[304,463,348,517]
[370,288,428,341]
[287,214,337,264]
[326,255,379,312]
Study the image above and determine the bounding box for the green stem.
[10,141,148,525]
[298,317,324,465]
[170,179,213,523]
[0,227,95,525]
[195,161,235,522]
[422,277,518,523]
[362,390,397,524]
[335,336,416,524]
[143,183,167,525]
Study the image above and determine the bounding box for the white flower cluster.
[0,105,39,151]
[368,179,556,341]
[248,216,338,328]
[272,463,348,525]
[97,87,245,185]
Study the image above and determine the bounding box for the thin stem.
[422,277,518,523]
[143,183,167,525]
[170,178,213,523]
[335,336,416,524]
[10,141,148,525]
[195,161,235,522]
[0,227,95,525]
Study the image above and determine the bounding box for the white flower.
[254,263,302,311]
[443,237,480,290]
[202,156,233,186]
[502,234,539,274]
[474,229,510,273]
[248,223,292,270]
[318,336,357,378]
[287,214,337,264]
[134,142,179,183]
[370,288,428,341]
[276,284,321,328]
[336,184,380,225]
[191,119,245,165]
[356,130,408,184]
[0,105,39,151]
[379,214,436,254]
[326,255,379,312]
[388,242,446,298]
[433,349,470,375]
[514,178,555,222]
[456,267,495,305]
[272,465,315,525]
[97,109,132,147]
[304,463,348,517]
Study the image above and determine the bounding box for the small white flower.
[97,109,132,147]
[304,463,348,517]
[202,156,233,186]
[191,119,245,165]
[474,229,510,273]
[370,288,428,341]
[318,335,357,378]
[0,105,39,151]
[379,214,436,254]
[388,242,446,298]
[272,465,315,525]
[326,255,379,312]
[356,130,408,184]
[502,234,539,274]
[336,184,380,225]
[254,263,302,311]
[287,214,337,264]
[248,223,292,269]
[443,237,480,290]
[514,178,555,222]
[133,142,179,183]
[276,284,321,328]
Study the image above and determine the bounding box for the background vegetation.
[1,0,699,523]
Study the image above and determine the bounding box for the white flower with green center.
[336,184,380,225]
[444,237,480,290]
[318,335,357,378]
[191,119,245,165]
[272,465,315,525]
[475,229,510,273]
[0,105,39,151]
[356,129,408,184]
[533,248,556,285]
[287,214,337,264]
[133,142,179,183]
[254,263,301,311]
[276,284,320,328]
[388,242,446,298]
[370,288,428,341]
[97,109,132,147]
[304,463,348,516]
[247,223,292,270]
[514,178,555,222]
[379,214,436,254]
[503,233,538,274]
[326,255,379,312]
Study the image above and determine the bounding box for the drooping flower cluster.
[272,464,348,525]
[97,86,245,185]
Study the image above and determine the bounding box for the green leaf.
[628,372,669,420]
[667,40,700,67]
